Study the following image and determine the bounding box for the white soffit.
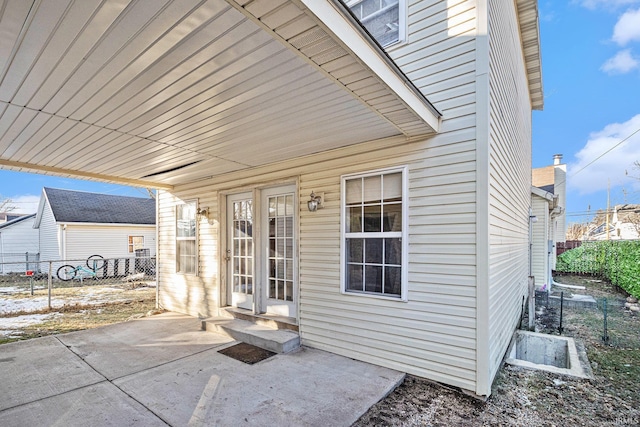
[516,0,544,110]
[0,0,440,188]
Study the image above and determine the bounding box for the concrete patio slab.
[0,312,404,426]
[58,312,233,379]
[116,345,401,426]
[0,382,166,427]
[0,336,104,411]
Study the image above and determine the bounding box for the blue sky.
[534,0,640,224]
[2,0,640,226]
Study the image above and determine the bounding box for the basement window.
[346,0,405,47]
[341,167,407,300]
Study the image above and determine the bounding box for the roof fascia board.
[531,186,553,201]
[0,158,173,190]
[33,188,49,228]
[57,222,156,228]
[297,0,441,132]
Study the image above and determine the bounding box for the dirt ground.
[354,276,640,427]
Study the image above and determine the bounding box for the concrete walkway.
[0,312,403,426]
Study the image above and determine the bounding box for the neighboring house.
[0,214,38,274]
[0,213,28,224]
[531,155,566,288]
[33,188,156,263]
[589,204,640,240]
[0,0,543,398]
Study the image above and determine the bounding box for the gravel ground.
[354,276,640,427]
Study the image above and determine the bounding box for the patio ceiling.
[0,0,440,189]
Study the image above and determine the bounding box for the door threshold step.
[220,307,298,332]
[202,318,300,354]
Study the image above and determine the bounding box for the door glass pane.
[232,199,253,297]
[267,193,295,302]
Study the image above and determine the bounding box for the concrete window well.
[505,331,591,379]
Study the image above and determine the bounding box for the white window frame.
[340,166,408,301]
[128,235,144,253]
[176,200,198,276]
[346,0,407,48]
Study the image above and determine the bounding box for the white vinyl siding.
[64,225,156,260]
[38,202,61,262]
[0,217,39,273]
[531,195,550,288]
[482,0,534,396]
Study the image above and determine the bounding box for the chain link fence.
[534,278,640,351]
[0,255,156,313]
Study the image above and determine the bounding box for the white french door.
[261,185,297,318]
[227,192,254,311]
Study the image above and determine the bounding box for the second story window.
[347,0,405,47]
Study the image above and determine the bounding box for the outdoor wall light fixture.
[529,215,538,223]
[307,191,324,212]
[197,207,210,218]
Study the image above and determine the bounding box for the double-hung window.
[128,236,144,253]
[176,201,197,275]
[342,167,407,299]
[346,0,405,47]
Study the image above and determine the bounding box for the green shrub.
[556,240,640,298]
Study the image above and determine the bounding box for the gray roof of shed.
[44,188,155,225]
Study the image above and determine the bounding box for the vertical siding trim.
[155,193,160,309]
[475,0,491,397]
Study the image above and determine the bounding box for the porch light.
[307,191,324,212]
[197,207,209,218]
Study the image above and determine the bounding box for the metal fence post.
[603,298,609,343]
[558,291,564,335]
[48,261,52,309]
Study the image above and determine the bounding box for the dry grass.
[355,275,640,426]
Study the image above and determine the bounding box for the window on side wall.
[128,236,144,253]
[342,167,407,299]
[346,0,405,47]
[176,201,197,275]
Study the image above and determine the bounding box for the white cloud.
[577,0,640,10]
[601,49,640,73]
[612,8,640,45]
[568,114,640,195]
[6,195,40,215]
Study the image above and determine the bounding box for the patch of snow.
[0,313,60,335]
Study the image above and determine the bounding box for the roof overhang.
[0,0,440,189]
[516,0,544,110]
[531,186,553,201]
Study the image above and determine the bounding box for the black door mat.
[218,342,276,364]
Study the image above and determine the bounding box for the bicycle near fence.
[56,255,105,281]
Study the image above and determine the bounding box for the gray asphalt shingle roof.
[44,188,155,225]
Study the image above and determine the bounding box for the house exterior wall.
[64,225,156,261]
[156,0,535,397]
[531,195,550,288]
[0,217,39,273]
[38,202,62,262]
[553,165,567,243]
[481,0,533,396]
